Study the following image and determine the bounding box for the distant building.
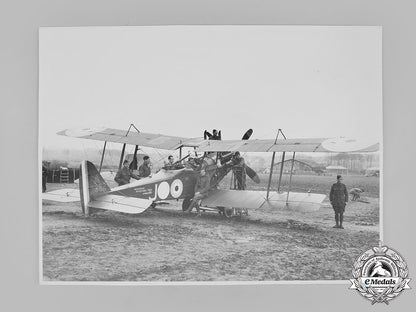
[326,165,348,176]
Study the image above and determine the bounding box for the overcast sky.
[39,26,382,152]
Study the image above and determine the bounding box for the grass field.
[42,173,380,281]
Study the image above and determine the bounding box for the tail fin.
[79,160,111,215]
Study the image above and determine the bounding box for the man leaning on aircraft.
[115,160,140,186]
[186,168,211,216]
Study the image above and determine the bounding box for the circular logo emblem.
[321,137,377,152]
[157,181,170,200]
[170,179,183,198]
[350,242,411,304]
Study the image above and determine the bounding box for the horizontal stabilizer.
[88,194,153,214]
[42,189,80,202]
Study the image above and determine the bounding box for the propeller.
[204,130,212,140]
[245,165,260,184]
[240,128,260,183]
[242,128,253,140]
[205,128,261,186]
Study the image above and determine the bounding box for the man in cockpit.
[164,155,184,170]
[165,155,175,169]
[139,155,152,178]
[115,160,140,186]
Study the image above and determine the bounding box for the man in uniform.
[350,187,364,201]
[186,169,211,216]
[211,129,221,140]
[232,152,246,190]
[138,155,152,178]
[202,152,217,178]
[329,174,349,229]
[164,155,175,169]
[115,160,140,186]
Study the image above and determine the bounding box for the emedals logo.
[350,241,411,304]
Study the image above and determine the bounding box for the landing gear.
[223,207,233,218]
[219,207,249,218]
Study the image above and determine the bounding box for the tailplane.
[79,160,111,215]
[79,160,153,215]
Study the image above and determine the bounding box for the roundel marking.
[170,179,183,198]
[157,181,170,200]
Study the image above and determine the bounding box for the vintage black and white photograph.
[40,26,382,282]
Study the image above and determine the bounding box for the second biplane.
[43,125,379,218]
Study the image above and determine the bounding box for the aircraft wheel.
[182,198,192,211]
[223,207,233,218]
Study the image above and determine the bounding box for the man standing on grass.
[329,174,349,229]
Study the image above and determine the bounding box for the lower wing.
[201,189,326,211]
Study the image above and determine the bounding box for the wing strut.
[266,129,287,200]
[276,128,287,193]
[129,144,139,170]
[266,152,276,200]
[285,152,296,206]
[119,123,142,169]
[118,143,126,169]
[126,123,141,135]
[277,152,286,192]
[99,141,107,172]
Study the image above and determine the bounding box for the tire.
[182,197,192,211]
[223,207,233,218]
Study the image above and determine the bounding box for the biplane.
[42,125,379,218]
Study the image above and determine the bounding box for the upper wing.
[196,137,379,153]
[57,127,379,153]
[57,127,202,150]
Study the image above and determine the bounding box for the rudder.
[79,160,111,215]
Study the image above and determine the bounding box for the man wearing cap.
[329,174,349,229]
[138,155,152,178]
[115,160,140,186]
